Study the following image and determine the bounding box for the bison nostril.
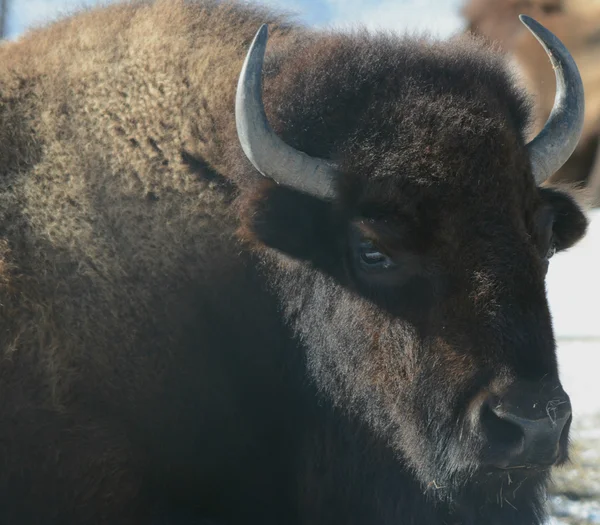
[480,400,525,460]
[478,390,572,468]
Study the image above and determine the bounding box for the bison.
[463,0,600,206]
[0,1,588,524]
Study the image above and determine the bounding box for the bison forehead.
[262,31,534,195]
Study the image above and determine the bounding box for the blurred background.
[4,1,600,523]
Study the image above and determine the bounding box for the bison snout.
[478,382,572,469]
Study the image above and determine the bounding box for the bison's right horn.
[235,25,337,200]
[521,15,585,185]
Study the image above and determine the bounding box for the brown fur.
[0,1,588,524]
[0,1,297,522]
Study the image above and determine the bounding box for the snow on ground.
[544,209,600,523]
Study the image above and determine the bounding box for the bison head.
[235,15,587,516]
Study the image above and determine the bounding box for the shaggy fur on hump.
[0,0,288,394]
[0,1,588,524]
[0,1,304,521]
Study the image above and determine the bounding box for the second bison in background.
[0,1,588,524]
[464,0,600,205]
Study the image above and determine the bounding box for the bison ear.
[238,180,340,267]
[541,188,588,251]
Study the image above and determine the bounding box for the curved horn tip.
[519,14,585,185]
[244,24,269,60]
[518,14,561,52]
[254,24,269,45]
[518,14,535,27]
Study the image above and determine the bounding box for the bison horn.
[521,15,585,185]
[235,25,337,199]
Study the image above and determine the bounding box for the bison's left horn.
[235,25,337,199]
[522,15,585,185]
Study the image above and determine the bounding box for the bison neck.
[137,246,547,525]
[241,255,550,525]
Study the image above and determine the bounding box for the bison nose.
[479,382,572,468]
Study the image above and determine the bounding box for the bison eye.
[357,239,396,271]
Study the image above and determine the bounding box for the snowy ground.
[544,209,600,524]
